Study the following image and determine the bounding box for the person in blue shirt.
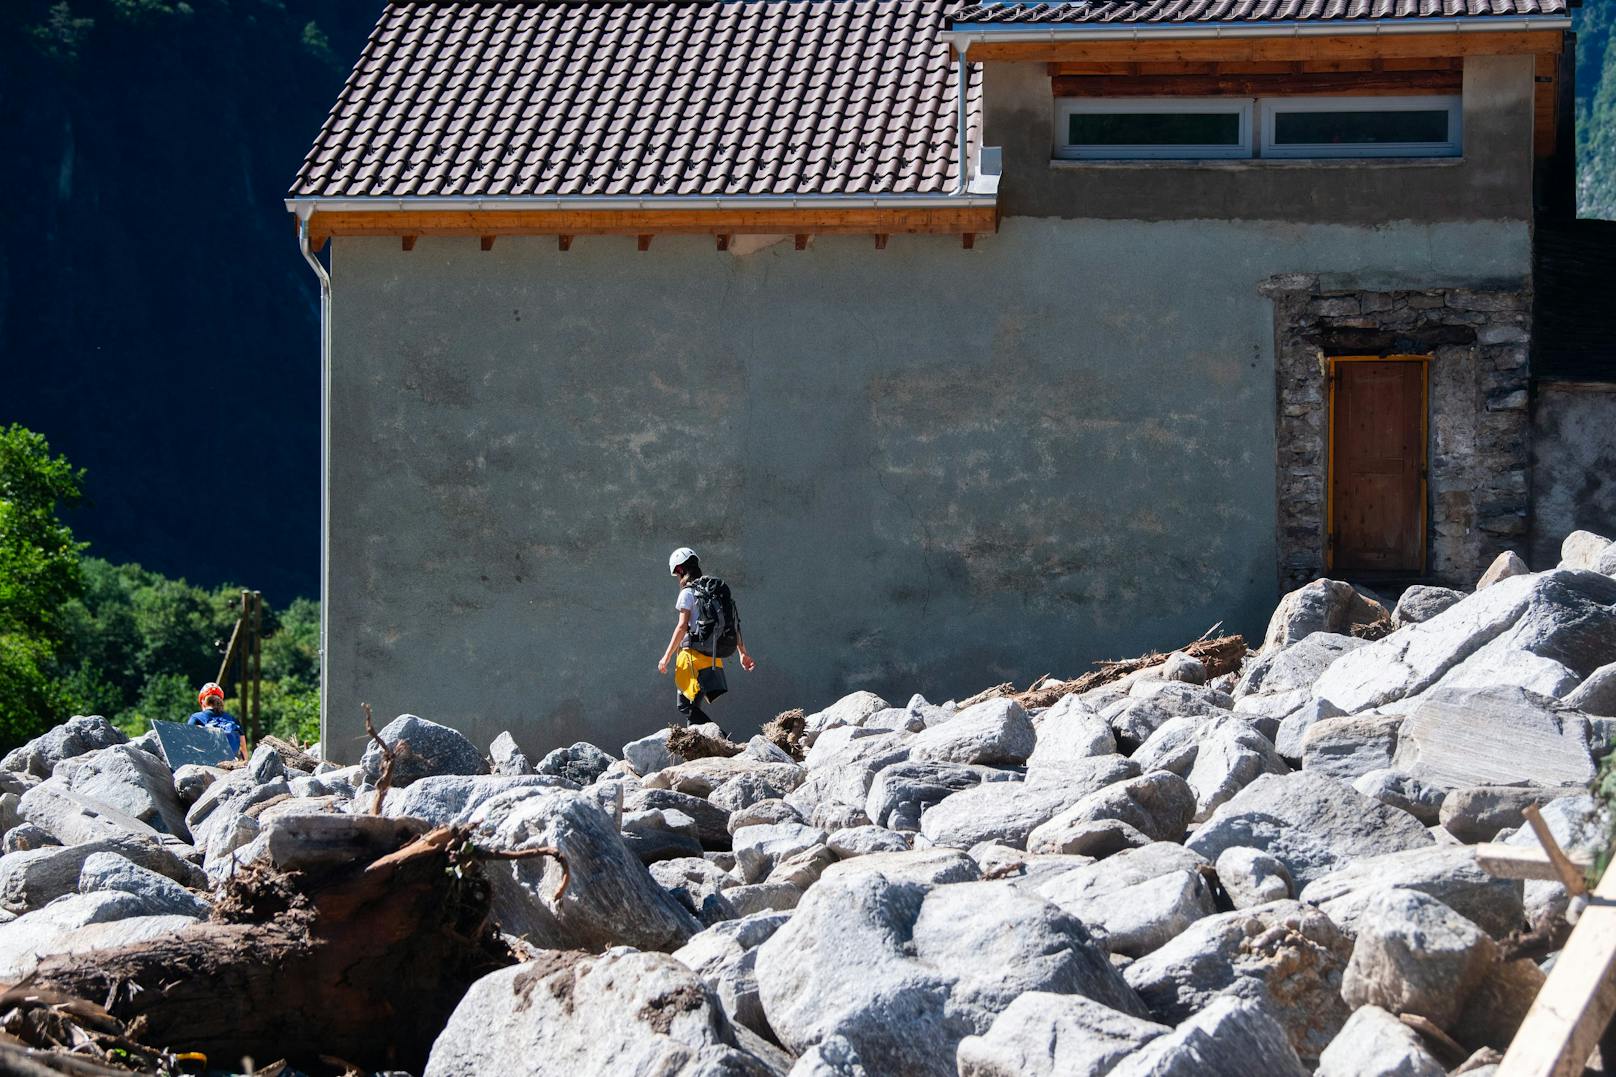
[187,682,247,759]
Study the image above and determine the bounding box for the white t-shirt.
[676,587,697,648]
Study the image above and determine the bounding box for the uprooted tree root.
[9,826,567,1075]
[762,709,807,761]
[960,633,1250,712]
[666,726,742,761]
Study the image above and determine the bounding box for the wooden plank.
[1496,861,1616,1077]
[1476,842,1596,882]
[479,235,496,251]
[636,234,652,251]
[558,234,573,251]
[965,30,1565,64]
[401,235,417,252]
[1053,69,1461,96]
[307,205,1000,246]
[1050,56,1458,76]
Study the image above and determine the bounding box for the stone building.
[289,0,1575,759]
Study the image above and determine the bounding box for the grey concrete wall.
[324,217,1528,764]
[1531,383,1616,568]
[983,54,1535,224]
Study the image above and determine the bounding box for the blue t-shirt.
[188,710,243,755]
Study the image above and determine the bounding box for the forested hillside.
[2,0,1614,607]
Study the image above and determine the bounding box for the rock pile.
[4,534,1616,1074]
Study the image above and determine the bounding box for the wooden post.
[1497,861,1616,1076]
[238,591,251,742]
[250,591,263,744]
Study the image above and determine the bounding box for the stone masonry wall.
[1264,276,1531,591]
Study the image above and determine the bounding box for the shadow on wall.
[1531,383,1616,567]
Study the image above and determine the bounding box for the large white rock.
[1033,842,1216,957]
[469,789,701,952]
[955,992,1170,1077]
[1313,571,1616,714]
[754,874,1146,1077]
[865,761,1017,832]
[1026,772,1195,854]
[1300,714,1403,781]
[906,699,1035,766]
[804,692,891,739]
[919,756,1135,849]
[1561,529,1614,570]
[1108,996,1309,1077]
[359,714,488,787]
[425,949,768,1076]
[0,834,204,913]
[1340,889,1498,1030]
[1391,685,1595,789]
[1121,900,1351,1067]
[1235,633,1364,699]
[1187,771,1434,890]
[18,783,164,847]
[44,743,190,839]
[1298,844,1524,939]
[733,822,828,884]
[1027,696,1115,765]
[1263,579,1386,652]
[1,716,126,780]
[1184,716,1287,822]
[1314,1005,1445,1077]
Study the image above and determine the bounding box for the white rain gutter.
[943,14,1569,48]
[295,211,332,753]
[283,192,999,214]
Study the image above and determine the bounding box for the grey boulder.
[1392,685,1595,790]
[920,756,1136,850]
[652,857,740,926]
[1121,900,1351,1067]
[1560,529,1613,570]
[1315,1005,1445,1077]
[470,789,701,951]
[819,848,981,888]
[673,911,792,1036]
[45,743,190,838]
[2,716,126,780]
[1026,771,1196,854]
[77,851,209,918]
[1027,696,1115,765]
[1567,660,1616,716]
[906,699,1035,766]
[382,774,575,825]
[1299,844,1525,940]
[1339,888,1497,1030]
[1187,771,1434,890]
[1440,784,1585,843]
[1109,996,1308,1077]
[1236,633,1364,699]
[539,743,620,785]
[734,823,828,884]
[488,731,533,775]
[1033,842,1216,957]
[1300,713,1403,782]
[1476,551,1530,590]
[864,761,1017,832]
[0,835,205,913]
[1262,579,1386,652]
[1215,846,1292,909]
[955,992,1169,1077]
[360,714,488,787]
[424,949,770,1077]
[19,783,164,846]
[1393,585,1465,627]
[1351,769,1446,826]
[755,874,1146,1077]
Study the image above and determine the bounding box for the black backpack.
[686,576,741,658]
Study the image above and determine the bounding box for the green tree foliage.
[0,425,87,747]
[0,425,321,750]
[1577,0,1616,218]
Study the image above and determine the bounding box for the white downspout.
[954,48,970,194]
[297,213,332,756]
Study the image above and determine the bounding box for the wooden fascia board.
[964,29,1564,64]
[305,206,1000,249]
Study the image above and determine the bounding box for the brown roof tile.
[949,0,1565,24]
[291,0,980,200]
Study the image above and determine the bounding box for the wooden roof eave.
[297,203,1001,251]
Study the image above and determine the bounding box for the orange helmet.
[198,682,225,705]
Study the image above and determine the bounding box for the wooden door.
[1330,359,1426,574]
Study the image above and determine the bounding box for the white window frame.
[1053,97,1253,161]
[1257,95,1462,159]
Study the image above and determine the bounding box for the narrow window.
[1259,96,1461,158]
[1054,98,1253,160]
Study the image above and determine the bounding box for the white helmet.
[668,547,697,575]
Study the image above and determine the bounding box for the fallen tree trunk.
[18,826,520,1074]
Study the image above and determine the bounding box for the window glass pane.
[1068,111,1241,146]
[1272,108,1449,146]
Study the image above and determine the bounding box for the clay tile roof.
[948,0,1565,25]
[290,0,981,199]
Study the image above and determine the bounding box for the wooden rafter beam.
[1052,68,1462,96]
[967,29,1563,64]
[303,205,1000,248]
